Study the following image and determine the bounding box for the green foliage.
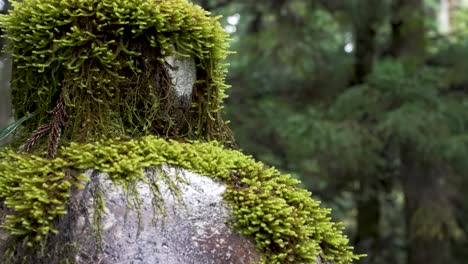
[279,108,381,178]
[226,4,351,99]
[0,0,232,144]
[331,60,468,164]
[0,136,360,263]
[231,98,381,179]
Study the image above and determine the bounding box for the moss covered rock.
[0,137,359,263]
[0,0,361,263]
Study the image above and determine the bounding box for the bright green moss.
[0,0,232,145]
[0,136,359,263]
[0,0,360,263]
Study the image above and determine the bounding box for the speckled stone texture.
[165,54,196,130]
[70,168,262,264]
[166,55,196,99]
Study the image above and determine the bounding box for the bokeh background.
[2,0,468,263]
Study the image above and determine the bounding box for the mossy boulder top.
[0,0,232,146]
[0,136,360,263]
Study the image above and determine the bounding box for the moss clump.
[0,136,359,263]
[0,0,232,146]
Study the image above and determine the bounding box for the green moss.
[0,0,232,146]
[0,136,359,263]
[0,0,360,263]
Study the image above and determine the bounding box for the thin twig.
[21,95,68,158]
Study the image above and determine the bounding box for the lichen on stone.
[0,136,359,263]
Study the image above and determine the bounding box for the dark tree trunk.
[390,1,453,263]
[390,0,425,62]
[350,0,381,85]
[349,2,383,262]
[401,160,453,264]
[351,24,376,85]
[248,9,262,34]
[354,178,381,264]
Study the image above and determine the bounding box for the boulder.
[70,168,261,264]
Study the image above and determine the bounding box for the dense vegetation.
[192,0,468,264]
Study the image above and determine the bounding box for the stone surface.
[166,55,196,99]
[69,167,262,264]
[0,54,12,131]
[164,55,197,129]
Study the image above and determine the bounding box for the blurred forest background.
[1,0,468,263]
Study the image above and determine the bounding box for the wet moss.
[0,0,232,147]
[0,136,360,263]
[0,0,360,263]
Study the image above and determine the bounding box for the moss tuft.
[0,0,232,146]
[0,136,359,263]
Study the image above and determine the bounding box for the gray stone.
[166,55,196,99]
[164,55,197,129]
[70,167,262,264]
